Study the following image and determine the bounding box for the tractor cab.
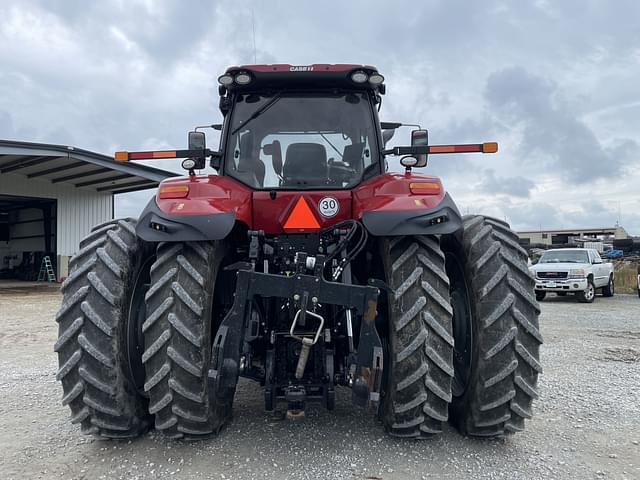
[217,65,386,190]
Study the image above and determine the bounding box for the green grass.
[614,261,639,294]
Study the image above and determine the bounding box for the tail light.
[409,182,441,195]
[159,185,189,199]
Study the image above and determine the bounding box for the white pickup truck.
[529,248,614,303]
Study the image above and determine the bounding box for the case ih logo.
[290,65,314,72]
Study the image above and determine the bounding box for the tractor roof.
[218,64,385,94]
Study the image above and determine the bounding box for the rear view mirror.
[411,129,429,167]
[188,131,206,150]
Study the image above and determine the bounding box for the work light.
[235,73,252,85]
[218,74,234,86]
[369,73,384,85]
[350,71,368,83]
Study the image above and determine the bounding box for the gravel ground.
[0,285,639,480]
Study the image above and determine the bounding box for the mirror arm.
[382,146,428,156]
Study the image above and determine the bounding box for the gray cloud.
[503,199,640,234]
[0,111,14,137]
[502,201,563,232]
[485,66,639,183]
[1,0,639,234]
[478,169,535,198]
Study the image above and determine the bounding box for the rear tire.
[445,215,542,437]
[381,236,454,438]
[602,275,614,297]
[55,219,152,438]
[143,241,233,439]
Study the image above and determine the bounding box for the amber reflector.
[482,142,499,153]
[159,185,189,199]
[409,182,441,195]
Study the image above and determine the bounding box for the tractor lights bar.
[383,142,499,156]
[115,149,210,162]
[219,69,384,87]
[430,142,499,154]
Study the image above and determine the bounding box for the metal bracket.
[352,298,384,408]
[209,267,381,405]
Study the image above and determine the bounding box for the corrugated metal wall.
[0,172,112,256]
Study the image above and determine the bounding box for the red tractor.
[55,64,542,440]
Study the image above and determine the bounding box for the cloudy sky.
[1,0,639,234]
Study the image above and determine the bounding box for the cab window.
[224,93,379,189]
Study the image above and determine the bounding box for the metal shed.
[0,140,175,281]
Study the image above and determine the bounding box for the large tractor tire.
[381,236,454,438]
[143,241,233,439]
[55,219,152,438]
[442,215,542,437]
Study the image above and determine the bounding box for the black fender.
[361,193,462,236]
[136,198,236,242]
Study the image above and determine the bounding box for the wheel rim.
[126,256,154,396]
[445,252,473,398]
[585,283,595,300]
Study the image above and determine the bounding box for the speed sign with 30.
[318,196,339,217]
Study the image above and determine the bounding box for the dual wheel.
[55,219,233,439]
[56,216,543,440]
[381,215,543,437]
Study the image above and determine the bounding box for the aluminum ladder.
[37,256,56,282]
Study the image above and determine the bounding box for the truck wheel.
[443,215,543,437]
[55,219,152,438]
[602,275,614,297]
[535,291,546,301]
[381,236,454,438]
[577,278,596,303]
[143,241,233,439]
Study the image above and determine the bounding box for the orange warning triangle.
[283,196,321,230]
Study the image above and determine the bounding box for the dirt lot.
[0,285,638,480]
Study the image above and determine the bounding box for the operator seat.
[342,142,365,174]
[236,133,266,187]
[282,143,327,186]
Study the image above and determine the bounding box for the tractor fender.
[136,198,236,242]
[352,173,462,236]
[360,193,462,236]
[135,175,252,242]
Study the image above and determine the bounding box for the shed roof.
[0,140,176,194]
